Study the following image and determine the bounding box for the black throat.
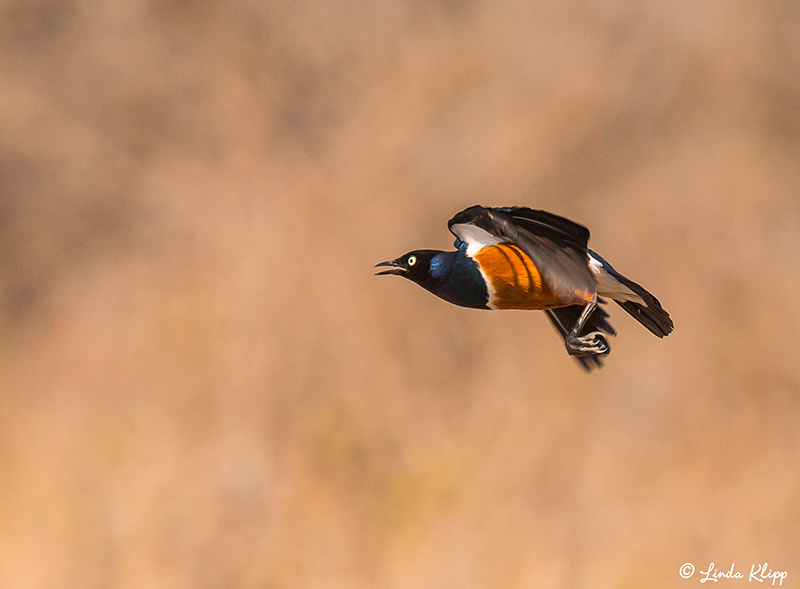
[418,248,489,310]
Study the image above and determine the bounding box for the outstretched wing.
[448,205,596,303]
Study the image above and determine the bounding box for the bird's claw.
[565,331,609,357]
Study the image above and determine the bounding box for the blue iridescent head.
[374,249,443,286]
[375,247,488,309]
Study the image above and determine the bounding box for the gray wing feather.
[449,205,596,301]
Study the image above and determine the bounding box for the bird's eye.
[407,255,417,266]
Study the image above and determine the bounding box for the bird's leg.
[564,294,609,356]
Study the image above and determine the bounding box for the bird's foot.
[565,331,609,357]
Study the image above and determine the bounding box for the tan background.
[2,1,800,587]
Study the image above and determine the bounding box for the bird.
[375,205,673,371]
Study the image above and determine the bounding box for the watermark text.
[679,562,787,586]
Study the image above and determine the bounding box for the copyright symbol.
[680,563,695,579]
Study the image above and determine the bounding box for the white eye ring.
[407,255,417,266]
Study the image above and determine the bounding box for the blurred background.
[2,0,800,587]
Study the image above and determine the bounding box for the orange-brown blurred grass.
[1,0,800,587]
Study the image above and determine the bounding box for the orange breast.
[473,243,591,310]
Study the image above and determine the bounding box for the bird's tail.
[614,298,673,338]
[607,273,673,338]
[545,302,616,372]
[588,251,674,338]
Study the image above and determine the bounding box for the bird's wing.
[448,205,596,299]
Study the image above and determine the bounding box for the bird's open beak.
[374,259,405,276]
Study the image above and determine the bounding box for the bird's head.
[374,250,441,285]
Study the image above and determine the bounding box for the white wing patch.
[588,253,645,304]
[450,223,504,257]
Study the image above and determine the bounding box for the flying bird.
[376,205,673,370]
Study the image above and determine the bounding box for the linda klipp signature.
[679,562,788,585]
